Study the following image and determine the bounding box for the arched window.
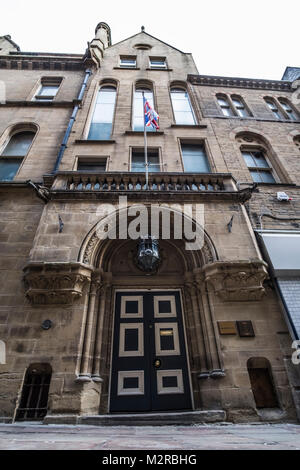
[170,87,196,125]
[231,95,251,117]
[264,97,285,120]
[15,363,52,421]
[247,358,278,409]
[216,94,234,117]
[133,86,155,131]
[278,98,299,121]
[0,130,35,181]
[88,85,116,140]
[236,133,277,183]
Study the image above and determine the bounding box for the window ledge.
[124,130,164,136]
[170,124,207,129]
[75,139,116,144]
[255,182,296,187]
[146,68,173,72]
[113,67,140,70]
[203,115,300,124]
[0,100,74,108]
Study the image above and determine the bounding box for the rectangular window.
[242,150,276,183]
[149,57,167,69]
[171,89,196,125]
[77,159,107,172]
[217,96,235,117]
[231,97,250,118]
[34,78,62,101]
[131,148,160,172]
[181,144,210,173]
[88,86,116,140]
[120,56,136,68]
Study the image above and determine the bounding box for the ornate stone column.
[184,272,209,378]
[194,269,224,378]
[76,273,102,382]
[91,273,112,382]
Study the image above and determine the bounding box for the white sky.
[1,0,299,80]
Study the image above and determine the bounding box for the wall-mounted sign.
[236,321,255,337]
[218,321,237,335]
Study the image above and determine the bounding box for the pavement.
[0,423,300,450]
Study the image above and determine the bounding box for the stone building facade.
[0,23,299,424]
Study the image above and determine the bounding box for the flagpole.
[142,91,149,190]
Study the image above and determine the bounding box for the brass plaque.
[218,321,237,335]
[237,321,255,337]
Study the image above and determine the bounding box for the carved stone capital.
[24,262,93,305]
[203,260,269,301]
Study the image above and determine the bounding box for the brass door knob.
[154,359,161,369]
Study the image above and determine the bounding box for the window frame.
[132,84,157,132]
[264,97,285,120]
[0,127,37,181]
[85,82,118,141]
[179,140,212,174]
[170,86,197,126]
[149,57,167,69]
[33,77,63,102]
[277,98,299,121]
[120,56,137,69]
[216,94,236,117]
[241,147,278,183]
[231,95,252,118]
[130,147,162,173]
[75,156,108,172]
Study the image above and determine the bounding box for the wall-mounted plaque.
[218,321,237,335]
[236,321,255,337]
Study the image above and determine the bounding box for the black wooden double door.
[110,291,192,412]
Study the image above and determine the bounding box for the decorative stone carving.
[203,260,269,301]
[83,233,100,265]
[24,262,93,305]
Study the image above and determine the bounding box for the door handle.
[154,358,161,369]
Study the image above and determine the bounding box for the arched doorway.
[76,211,224,414]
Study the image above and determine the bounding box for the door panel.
[110,291,192,412]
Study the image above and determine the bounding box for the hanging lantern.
[136,237,160,274]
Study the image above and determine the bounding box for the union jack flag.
[143,97,159,130]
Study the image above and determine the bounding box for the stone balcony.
[43,172,256,203]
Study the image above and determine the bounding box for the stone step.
[75,410,226,426]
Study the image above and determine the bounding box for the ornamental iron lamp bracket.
[135,236,160,275]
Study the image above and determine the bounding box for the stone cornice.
[188,74,292,92]
[0,54,84,71]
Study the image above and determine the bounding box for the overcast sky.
[1,0,299,80]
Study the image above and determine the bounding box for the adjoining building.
[0,23,299,424]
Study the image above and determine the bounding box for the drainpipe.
[53,69,92,173]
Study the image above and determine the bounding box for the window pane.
[120,58,136,67]
[242,152,255,167]
[171,90,195,125]
[150,59,166,68]
[133,89,155,132]
[0,158,21,181]
[251,151,270,168]
[88,87,116,140]
[222,107,234,117]
[181,144,210,173]
[260,171,276,183]
[1,132,35,157]
[232,98,243,107]
[131,151,160,172]
[217,97,228,107]
[38,85,58,97]
[77,162,106,172]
